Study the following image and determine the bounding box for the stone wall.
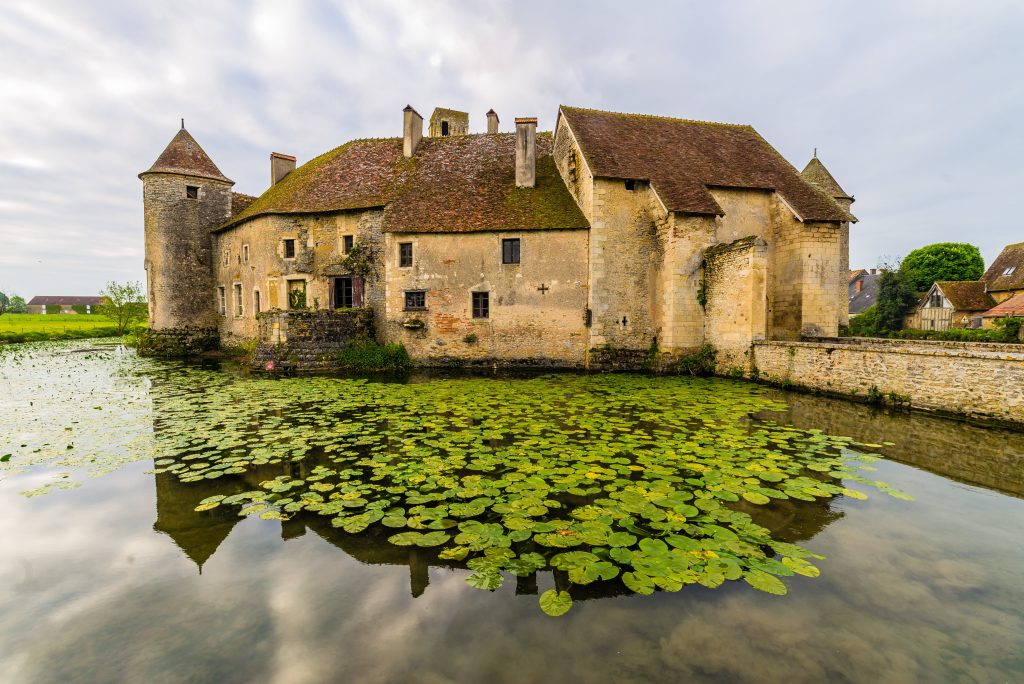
[381,229,589,367]
[213,208,386,344]
[136,327,219,357]
[253,309,375,370]
[753,338,1024,424]
[703,236,767,370]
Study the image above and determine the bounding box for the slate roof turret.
[140,128,233,184]
[801,156,853,201]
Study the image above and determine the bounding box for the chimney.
[856,280,863,293]
[515,117,537,188]
[486,109,499,134]
[403,105,423,158]
[270,153,296,186]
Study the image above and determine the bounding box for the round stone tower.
[139,126,233,331]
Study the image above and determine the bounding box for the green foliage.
[288,288,307,310]
[463,333,478,345]
[875,269,919,332]
[97,281,147,335]
[336,341,411,370]
[696,277,708,310]
[847,309,1022,344]
[7,295,27,314]
[0,291,8,317]
[45,304,64,315]
[679,343,716,376]
[333,242,380,280]
[2,342,909,616]
[847,305,881,337]
[900,243,984,292]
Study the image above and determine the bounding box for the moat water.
[1,340,1022,683]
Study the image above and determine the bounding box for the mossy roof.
[141,128,233,184]
[558,106,855,223]
[981,291,1024,318]
[933,281,995,311]
[218,132,588,234]
[231,192,257,216]
[982,242,1024,292]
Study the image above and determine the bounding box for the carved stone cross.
[537,283,550,295]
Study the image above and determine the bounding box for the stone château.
[139,104,856,369]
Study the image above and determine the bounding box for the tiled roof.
[982,291,1024,318]
[849,273,880,314]
[231,192,258,216]
[27,296,104,306]
[558,106,855,223]
[801,157,853,200]
[219,133,588,234]
[140,129,233,184]
[935,281,995,311]
[849,268,867,284]
[982,242,1024,292]
[383,133,588,233]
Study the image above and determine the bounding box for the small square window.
[283,239,296,259]
[343,235,354,253]
[399,242,413,268]
[186,185,199,199]
[404,290,427,310]
[243,244,250,263]
[472,291,489,319]
[502,238,521,264]
[624,179,636,191]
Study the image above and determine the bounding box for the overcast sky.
[1,0,1022,298]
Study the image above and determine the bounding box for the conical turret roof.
[140,127,233,183]
[801,156,851,201]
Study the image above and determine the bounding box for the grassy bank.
[0,314,126,343]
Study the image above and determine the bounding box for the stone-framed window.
[501,238,520,264]
[253,289,261,315]
[399,242,413,268]
[472,291,489,319]
[243,244,250,263]
[287,279,307,309]
[404,290,427,311]
[283,239,296,259]
[186,185,199,199]
[218,287,226,315]
[343,235,354,254]
[222,250,229,266]
[233,283,243,317]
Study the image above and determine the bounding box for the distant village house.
[27,296,104,314]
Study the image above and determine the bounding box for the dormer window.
[441,121,449,136]
[624,180,636,191]
[186,185,199,199]
[1003,267,1016,276]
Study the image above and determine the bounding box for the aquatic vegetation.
[0,340,910,616]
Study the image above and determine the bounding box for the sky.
[0,0,1022,298]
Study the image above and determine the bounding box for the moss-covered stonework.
[253,309,375,370]
[136,327,220,357]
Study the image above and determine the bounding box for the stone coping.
[756,337,1024,360]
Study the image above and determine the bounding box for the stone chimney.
[403,105,423,158]
[515,117,537,188]
[486,109,499,134]
[270,153,296,186]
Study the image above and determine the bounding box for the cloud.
[0,0,1022,297]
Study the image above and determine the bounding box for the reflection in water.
[763,391,1024,497]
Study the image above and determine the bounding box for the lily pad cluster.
[1,342,908,616]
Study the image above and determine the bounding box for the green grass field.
[0,314,125,342]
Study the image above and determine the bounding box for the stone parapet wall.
[753,339,1024,424]
[254,309,375,370]
[136,327,220,357]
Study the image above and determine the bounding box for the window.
[333,276,364,308]
[624,179,636,191]
[441,121,449,136]
[234,283,243,316]
[254,290,261,314]
[929,291,943,308]
[186,185,199,199]
[287,280,307,309]
[218,287,226,315]
[472,291,489,319]
[404,290,427,310]
[502,238,521,264]
[1003,267,1016,276]
[283,239,296,259]
[343,235,354,253]
[399,242,413,267]
[223,250,229,266]
[243,244,250,263]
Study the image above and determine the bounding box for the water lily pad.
[539,589,573,616]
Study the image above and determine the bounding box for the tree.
[0,291,8,317]
[875,267,919,332]
[899,242,984,292]
[8,295,27,313]
[97,281,147,334]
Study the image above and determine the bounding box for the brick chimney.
[486,109,499,134]
[270,153,296,186]
[515,117,537,188]
[403,105,423,158]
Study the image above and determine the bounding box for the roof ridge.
[560,104,754,130]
